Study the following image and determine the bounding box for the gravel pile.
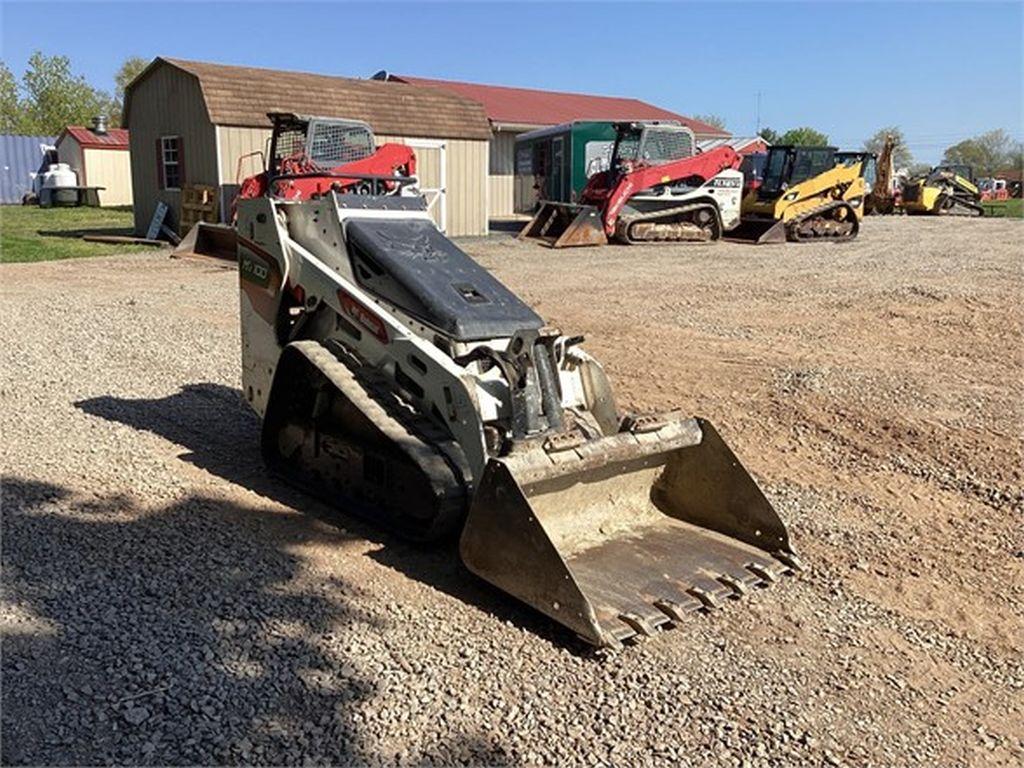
[2,216,1022,766]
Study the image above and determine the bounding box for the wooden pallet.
[179,184,219,235]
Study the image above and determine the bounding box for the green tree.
[758,127,780,144]
[943,129,1022,176]
[17,51,113,135]
[863,126,913,170]
[114,56,148,102]
[0,60,21,132]
[693,114,727,131]
[777,126,829,146]
[109,55,149,125]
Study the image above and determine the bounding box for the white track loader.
[236,114,801,647]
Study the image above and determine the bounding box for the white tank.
[41,163,78,206]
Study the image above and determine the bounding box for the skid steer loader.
[901,164,983,216]
[520,122,744,248]
[172,113,418,261]
[739,145,866,243]
[236,113,800,647]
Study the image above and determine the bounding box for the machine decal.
[709,176,743,188]
[238,237,276,291]
[337,290,389,343]
[239,253,271,287]
[237,236,283,323]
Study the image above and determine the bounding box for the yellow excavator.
[901,164,983,216]
[740,145,866,243]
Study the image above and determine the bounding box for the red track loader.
[520,122,744,248]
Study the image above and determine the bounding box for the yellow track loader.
[901,164,983,216]
[236,114,801,648]
[740,145,866,243]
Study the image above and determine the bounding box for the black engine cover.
[345,218,543,341]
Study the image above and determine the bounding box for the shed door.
[407,139,446,232]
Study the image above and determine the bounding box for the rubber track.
[280,340,471,536]
[615,201,720,244]
[787,199,859,242]
[937,194,984,217]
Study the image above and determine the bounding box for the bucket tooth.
[619,612,658,638]
[653,599,690,623]
[773,550,804,573]
[717,574,749,597]
[687,586,719,611]
[746,562,778,584]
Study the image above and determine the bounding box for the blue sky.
[2,1,1021,164]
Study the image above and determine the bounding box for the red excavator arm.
[582,146,741,237]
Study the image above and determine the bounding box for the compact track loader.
[173,113,418,261]
[236,114,800,648]
[901,164,983,216]
[740,145,866,243]
[520,122,744,248]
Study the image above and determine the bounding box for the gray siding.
[488,130,516,219]
[126,64,217,234]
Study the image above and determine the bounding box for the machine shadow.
[36,226,137,239]
[486,219,529,235]
[74,384,595,657]
[2,475,520,766]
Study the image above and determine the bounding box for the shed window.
[159,136,183,190]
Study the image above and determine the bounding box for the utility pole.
[756,91,761,136]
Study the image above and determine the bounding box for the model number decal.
[238,236,277,290]
[709,176,743,188]
[239,252,270,287]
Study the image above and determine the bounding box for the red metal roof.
[59,126,130,150]
[387,75,730,137]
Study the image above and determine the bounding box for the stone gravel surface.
[2,216,1022,766]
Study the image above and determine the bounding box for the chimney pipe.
[91,116,108,135]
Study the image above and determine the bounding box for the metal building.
[56,122,134,206]
[698,136,770,156]
[374,73,731,220]
[123,58,492,237]
[0,134,55,204]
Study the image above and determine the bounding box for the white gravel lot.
[2,216,1022,766]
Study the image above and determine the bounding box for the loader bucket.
[172,222,238,262]
[460,417,800,647]
[754,219,789,245]
[518,202,608,248]
[731,218,788,245]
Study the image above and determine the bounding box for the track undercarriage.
[614,201,722,244]
[935,193,984,217]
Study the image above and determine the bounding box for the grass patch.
[981,198,1023,218]
[0,205,164,263]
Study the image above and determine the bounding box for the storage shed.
[123,58,492,237]
[374,72,730,219]
[56,122,133,206]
